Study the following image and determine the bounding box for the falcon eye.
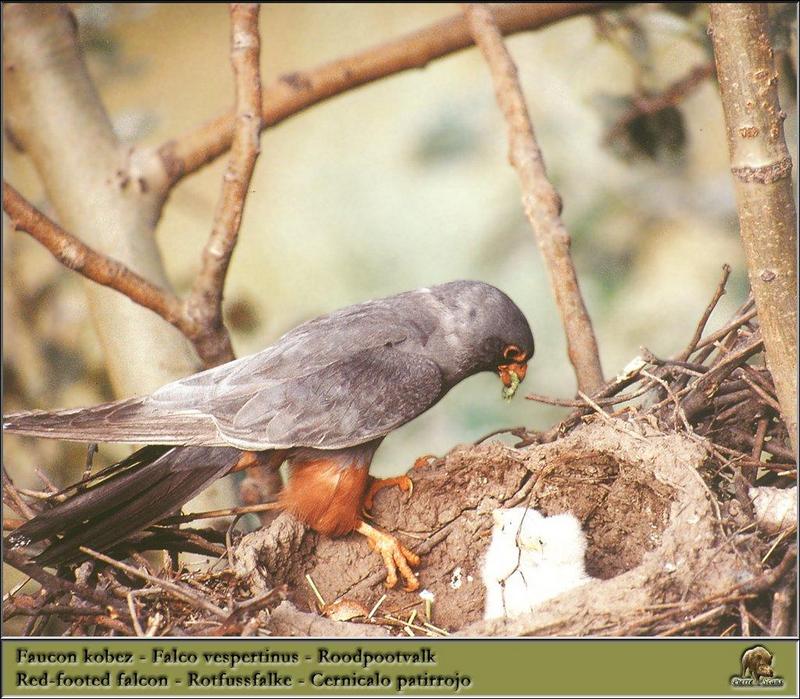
[503,344,524,361]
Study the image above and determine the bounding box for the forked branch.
[185,2,263,366]
[3,4,264,370]
[152,3,625,188]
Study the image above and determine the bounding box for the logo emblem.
[730,646,785,688]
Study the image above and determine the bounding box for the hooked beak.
[498,361,527,388]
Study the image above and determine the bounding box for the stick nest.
[3,277,796,637]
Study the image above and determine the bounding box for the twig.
[153,4,623,187]
[606,62,716,147]
[526,381,655,408]
[2,549,126,615]
[79,546,228,619]
[577,391,646,441]
[770,584,793,636]
[34,468,59,494]
[82,443,98,482]
[184,3,263,367]
[679,264,731,360]
[474,426,527,445]
[305,574,326,608]
[463,2,604,394]
[691,307,758,354]
[2,465,36,519]
[159,501,282,525]
[738,371,782,414]
[726,427,795,464]
[5,602,107,620]
[368,594,387,620]
[2,182,185,330]
[682,332,764,421]
[127,592,145,637]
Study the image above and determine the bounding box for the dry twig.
[184,3,263,366]
[463,2,604,394]
[152,4,623,187]
[606,62,716,146]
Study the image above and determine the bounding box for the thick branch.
[709,4,798,456]
[185,3,263,367]
[153,3,623,187]
[463,3,604,394]
[2,3,200,396]
[3,182,185,328]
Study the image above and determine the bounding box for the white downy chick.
[482,507,593,620]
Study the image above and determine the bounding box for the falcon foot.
[363,475,413,516]
[356,520,420,591]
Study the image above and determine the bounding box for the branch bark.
[3,3,265,372]
[2,3,238,511]
[151,3,624,189]
[184,3,263,367]
[709,3,798,456]
[462,3,605,394]
[3,182,186,329]
[2,3,199,395]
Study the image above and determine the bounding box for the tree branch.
[709,3,798,457]
[3,182,186,329]
[462,2,605,394]
[184,3,263,367]
[152,3,624,188]
[3,5,266,371]
[2,3,201,397]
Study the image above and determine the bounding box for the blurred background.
[3,3,797,490]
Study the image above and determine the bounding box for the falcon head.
[425,280,534,396]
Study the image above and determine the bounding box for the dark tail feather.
[5,445,242,566]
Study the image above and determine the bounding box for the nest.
[3,274,796,637]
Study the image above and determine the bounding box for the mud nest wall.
[230,421,790,637]
[4,300,796,637]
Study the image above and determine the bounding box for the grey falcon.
[4,279,533,591]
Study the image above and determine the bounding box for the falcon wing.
[3,300,443,449]
[215,346,444,449]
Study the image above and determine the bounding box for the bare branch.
[184,3,263,367]
[462,2,604,394]
[153,3,624,187]
[80,546,228,619]
[2,3,201,398]
[2,182,186,330]
[679,263,731,361]
[709,3,798,457]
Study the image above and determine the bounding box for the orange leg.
[362,454,437,516]
[356,520,420,592]
[363,475,413,515]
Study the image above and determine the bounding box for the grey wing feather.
[3,301,444,450]
[217,348,444,449]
